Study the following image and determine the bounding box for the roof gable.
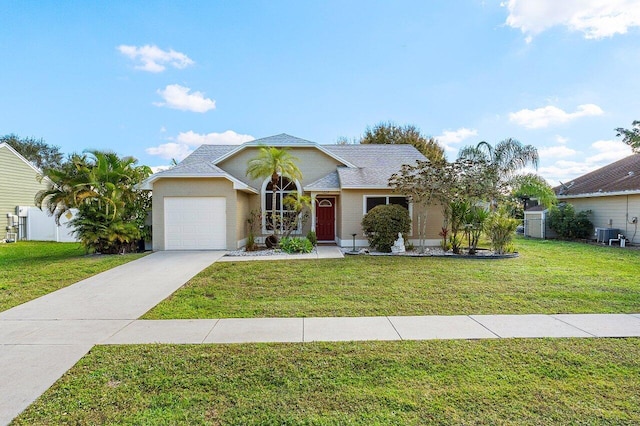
[556,154,640,197]
[0,142,45,176]
[210,134,357,168]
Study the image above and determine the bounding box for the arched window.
[263,176,301,232]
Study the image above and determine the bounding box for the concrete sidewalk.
[0,250,225,425]
[100,314,640,344]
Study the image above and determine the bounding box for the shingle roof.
[142,161,258,192]
[180,145,237,165]
[323,144,425,169]
[305,171,340,191]
[555,154,640,196]
[147,134,427,190]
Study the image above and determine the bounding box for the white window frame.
[261,176,303,234]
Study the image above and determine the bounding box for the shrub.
[279,237,313,254]
[306,230,317,246]
[484,209,519,254]
[361,204,411,252]
[547,203,593,240]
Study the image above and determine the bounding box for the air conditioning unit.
[595,227,619,243]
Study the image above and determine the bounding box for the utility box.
[595,228,619,243]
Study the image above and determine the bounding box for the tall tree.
[360,122,446,163]
[457,138,539,208]
[36,151,151,253]
[246,146,302,238]
[615,120,640,153]
[1,134,64,170]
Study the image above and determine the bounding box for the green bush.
[484,210,519,254]
[361,204,411,252]
[547,203,593,239]
[279,237,313,254]
[306,230,317,246]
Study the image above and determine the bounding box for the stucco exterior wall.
[235,192,254,247]
[339,189,445,247]
[151,178,238,250]
[217,147,343,188]
[0,145,49,217]
[560,194,640,243]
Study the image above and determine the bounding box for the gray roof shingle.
[149,135,427,190]
[556,154,640,196]
[305,171,340,190]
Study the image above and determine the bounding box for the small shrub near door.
[279,237,314,254]
[361,204,411,252]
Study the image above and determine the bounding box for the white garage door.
[164,197,226,250]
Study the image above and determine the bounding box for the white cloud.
[146,130,255,161]
[538,145,577,159]
[145,142,194,161]
[435,127,478,153]
[118,44,194,72]
[503,0,640,40]
[586,139,632,163]
[539,139,632,184]
[555,135,569,144]
[150,165,173,174]
[509,104,603,129]
[176,130,254,146]
[154,84,216,113]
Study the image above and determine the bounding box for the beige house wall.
[217,147,344,188]
[151,178,238,250]
[0,145,49,217]
[561,194,640,243]
[235,192,254,246]
[339,189,445,247]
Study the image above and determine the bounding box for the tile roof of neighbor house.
[555,154,640,197]
[162,134,426,189]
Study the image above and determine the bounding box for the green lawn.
[0,241,146,312]
[13,338,640,425]
[145,238,640,319]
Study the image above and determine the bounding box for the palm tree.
[36,150,151,253]
[246,146,302,240]
[457,138,539,208]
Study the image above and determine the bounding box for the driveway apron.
[0,250,224,425]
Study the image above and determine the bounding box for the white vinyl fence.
[14,206,79,242]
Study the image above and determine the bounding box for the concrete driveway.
[0,250,225,425]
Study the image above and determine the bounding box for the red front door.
[315,197,335,241]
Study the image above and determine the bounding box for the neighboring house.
[0,142,77,242]
[143,133,444,250]
[554,153,640,244]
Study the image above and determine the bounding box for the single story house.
[143,133,444,250]
[555,153,640,244]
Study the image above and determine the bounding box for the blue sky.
[2,0,640,184]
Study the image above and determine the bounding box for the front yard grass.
[13,338,640,425]
[0,241,146,312]
[145,238,640,319]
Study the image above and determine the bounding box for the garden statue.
[391,232,406,254]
